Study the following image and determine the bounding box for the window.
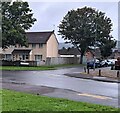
[26,55,29,59]
[18,44,22,48]
[35,55,42,61]
[39,44,43,48]
[19,54,29,61]
[22,55,25,60]
[5,54,11,60]
[32,44,36,48]
[19,55,22,60]
[13,55,15,61]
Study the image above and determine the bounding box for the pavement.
[65,67,120,83]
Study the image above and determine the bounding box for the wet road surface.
[1,67,119,107]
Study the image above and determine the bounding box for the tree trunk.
[80,53,84,64]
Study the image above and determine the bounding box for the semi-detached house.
[2,30,59,62]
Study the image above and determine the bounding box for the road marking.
[79,72,87,74]
[49,74,62,77]
[73,72,81,73]
[77,93,112,100]
[73,72,87,74]
[46,73,65,77]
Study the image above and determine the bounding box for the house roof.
[2,48,14,54]
[26,31,54,44]
[114,49,120,53]
[86,48,101,58]
[58,43,73,49]
[59,48,81,55]
[12,48,32,54]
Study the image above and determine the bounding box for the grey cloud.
[27,2,118,42]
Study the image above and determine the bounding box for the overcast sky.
[25,0,119,42]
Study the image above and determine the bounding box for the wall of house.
[2,33,58,62]
[85,51,94,61]
[29,44,47,61]
[114,52,120,59]
[59,55,76,57]
[2,48,14,60]
[46,34,58,57]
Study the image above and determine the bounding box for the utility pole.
[53,24,55,31]
[93,17,97,71]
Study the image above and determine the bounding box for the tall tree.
[58,6,116,64]
[2,2,36,48]
[99,38,116,59]
[0,3,2,47]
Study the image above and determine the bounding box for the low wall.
[1,56,86,66]
[46,57,80,65]
[1,60,37,66]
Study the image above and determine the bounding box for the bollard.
[99,69,101,77]
[117,71,119,78]
[111,65,114,70]
[87,68,89,74]
[84,67,86,73]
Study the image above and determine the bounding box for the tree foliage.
[99,38,116,59]
[2,2,36,48]
[0,3,2,47]
[58,6,116,63]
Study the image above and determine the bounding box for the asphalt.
[2,81,119,108]
[64,72,120,83]
[1,68,119,108]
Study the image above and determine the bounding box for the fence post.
[111,65,114,70]
[84,67,86,73]
[87,68,89,74]
[117,71,119,78]
[99,69,101,77]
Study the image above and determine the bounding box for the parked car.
[108,59,117,65]
[100,59,117,67]
[20,62,29,66]
[87,59,101,69]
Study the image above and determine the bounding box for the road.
[1,67,119,108]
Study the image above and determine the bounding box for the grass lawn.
[2,89,118,112]
[0,66,55,71]
[0,64,85,71]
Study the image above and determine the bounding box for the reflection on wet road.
[2,67,118,99]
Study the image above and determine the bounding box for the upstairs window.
[39,44,43,48]
[32,44,36,48]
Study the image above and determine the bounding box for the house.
[108,47,120,59]
[85,48,101,61]
[58,43,73,49]
[2,30,58,63]
[58,47,81,57]
[111,40,120,59]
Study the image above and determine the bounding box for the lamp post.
[93,16,97,71]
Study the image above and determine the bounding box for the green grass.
[0,66,55,71]
[2,89,118,111]
[0,64,85,71]
[53,64,85,68]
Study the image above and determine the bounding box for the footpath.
[65,67,120,83]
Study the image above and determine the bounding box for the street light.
[93,18,97,71]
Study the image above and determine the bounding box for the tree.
[99,38,116,59]
[58,6,116,64]
[0,3,2,47]
[2,2,36,48]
